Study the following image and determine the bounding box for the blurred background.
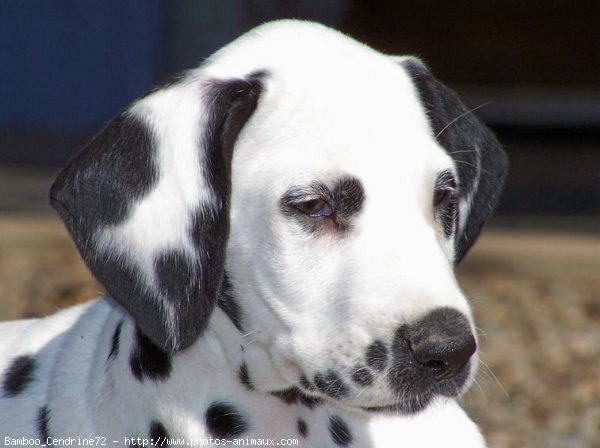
[0,1,598,446]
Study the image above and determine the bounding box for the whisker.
[474,326,488,342]
[450,158,492,176]
[436,101,493,138]
[479,358,508,398]
[447,149,479,155]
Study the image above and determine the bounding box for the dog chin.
[344,393,453,416]
[314,382,463,417]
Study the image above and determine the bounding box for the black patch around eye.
[401,58,507,263]
[435,170,457,190]
[2,355,35,397]
[238,362,253,391]
[280,176,364,234]
[313,371,350,399]
[297,418,308,438]
[434,170,458,238]
[107,322,123,361]
[440,197,458,238]
[332,177,364,225]
[149,421,171,445]
[130,327,172,382]
[205,402,249,439]
[38,406,51,441]
[366,341,388,372]
[329,415,353,446]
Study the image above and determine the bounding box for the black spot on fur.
[299,374,315,391]
[299,393,323,409]
[130,327,171,382]
[271,388,299,405]
[149,421,171,446]
[271,387,323,409]
[238,362,253,391]
[366,341,388,372]
[218,273,244,332]
[313,371,349,399]
[153,249,208,350]
[2,355,35,397]
[48,110,167,350]
[50,112,158,227]
[50,73,265,353]
[297,418,308,438]
[38,406,51,441]
[178,74,264,351]
[333,177,365,226]
[200,71,266,199]
[402,58,507,263]
[351,366,374,387]
[107,322,123,361]
[329,415,353,446]
[203,72,266,205]
[205,402,249,439]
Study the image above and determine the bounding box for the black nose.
[404,308,476,379]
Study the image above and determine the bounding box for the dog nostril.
[409,335,477,378]
[400,308,478,380]
[422,359,446,376]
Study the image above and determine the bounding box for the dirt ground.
[0,214,599,447]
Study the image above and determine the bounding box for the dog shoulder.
[0,299,116,436]
[0,301,97,363]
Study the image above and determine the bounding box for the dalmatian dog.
[0,20,506,447]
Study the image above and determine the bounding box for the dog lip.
[360,403,402,413]
[359,396,434,415]
[357,399,427,415]
[358,392,438,414]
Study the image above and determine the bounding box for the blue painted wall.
[0,1,162,131]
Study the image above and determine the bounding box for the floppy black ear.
[401,58,508,263]
[50,72,264,352]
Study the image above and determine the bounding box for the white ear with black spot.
[50,71,264,352]
[400,57,508,262]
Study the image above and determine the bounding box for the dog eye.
[433,187,458,209]
[433,188,452,207]
[433,171,457,208]
[295,198,333,217]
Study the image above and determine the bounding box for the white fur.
[0,20,486,447]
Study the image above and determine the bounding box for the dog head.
[50,20,506,414]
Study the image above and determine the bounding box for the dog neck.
[207,308,292,392]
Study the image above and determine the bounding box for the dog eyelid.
[295,198,333,217]
[433,170,457,207]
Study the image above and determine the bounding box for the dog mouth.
[270,307,477,415]
[293,359,472,415]
[358,374,470,414]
